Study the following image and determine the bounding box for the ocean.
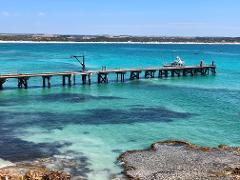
[0,43,239,179]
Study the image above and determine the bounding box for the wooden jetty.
[0,62,216,90]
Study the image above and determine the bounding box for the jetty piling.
[87,74,91,85]
[116,72,126,82]
[17,77,28,89]
[164,70,169,77]
[145,70,156,78]
[82,74,87,85]
[0,62,216,90]
[0,78,6,89]
[158,70,163,78]
[130,71,141,80]
[62,74,72,86]
[72,75,76,85]
[42,76,51,88]
[98,72,108,84]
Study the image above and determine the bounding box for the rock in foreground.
[0,164,70,180]
[119,141,240,180]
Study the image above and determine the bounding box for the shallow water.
[0,43,239,179]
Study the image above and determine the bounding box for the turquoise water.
[0,43,239,179]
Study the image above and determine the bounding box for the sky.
[0,0,240,37]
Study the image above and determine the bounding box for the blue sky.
[0,0,239,36]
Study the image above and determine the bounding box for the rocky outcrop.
[118,140,240,180]
[0,164,71,180]
[0,154,90,179]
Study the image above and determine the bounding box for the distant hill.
[0,34,240,43]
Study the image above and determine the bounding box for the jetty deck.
[0,64,216,90]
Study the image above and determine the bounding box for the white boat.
[164,56,185,67]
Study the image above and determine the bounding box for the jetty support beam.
[205,68,210,75]
[164,70,168,78]
[62,75,72,86]
[87,74,91,85]
[68,75,72,86]
[116,72,126,82]
[201,68,208,76]
[171,70,181,77]
[193,68,198,75]
[185,69,194,76]
[0,78,6,90]
[130,71,141,80]
[82,74,87,85]
[175,70,181,77]
[211,67,216,75]
[211,61,216,74]
[73,75,76,85]
[145,70,156,78]
[182,69,187,76]
[42,76,51,88]
[98,73,108,84]
[158,70,163,78]
[18,77,29,89]
[81,73,91,85]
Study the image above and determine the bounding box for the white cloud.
[1,11,10,17]
[38,12,46,17]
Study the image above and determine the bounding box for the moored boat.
[164,56,185,67]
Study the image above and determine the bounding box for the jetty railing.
[0,63,216,90]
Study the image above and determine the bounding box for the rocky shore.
[0,155,90,180]
[118,140,240,180]
[0,164,70,180]
[1,140,239,180]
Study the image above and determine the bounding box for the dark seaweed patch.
[0,106,194,162]
[129,139,137,142]
[0,112,72,162]
[0,124,92,177]
[83,131,90,135]
[81,107,194,124]
[0,99,19,107]
[0,136,70,162]
[112,149,123,154]
[40,93,125,103]
[138,81,240,99]
[0,93,125,107]
[0,107,194,130]
[0,105,194,166]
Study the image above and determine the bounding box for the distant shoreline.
[1,40,240,45]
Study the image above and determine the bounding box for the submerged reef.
[118,140,240,180]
